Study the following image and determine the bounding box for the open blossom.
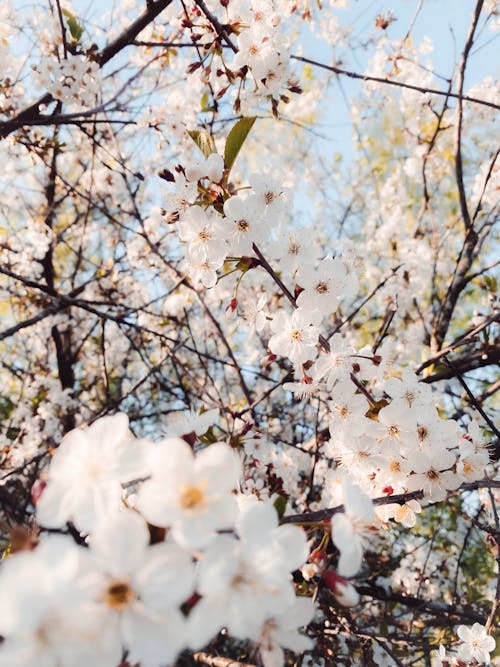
[331,481,376,577]
[223,193,266,255]
[184,254,225,288]
[33,54,100,107]
[36,414,146,534]
[188,501,309,647]
[87,510,195,667]
[456,623,496,664]
[163,407,219,439]
[296,256,347,315]
[270,227,321,279]
[136,439,241,549]
[314,333,354,388]
[255,597,314,667]
[185,153,224,182]
[268,309,319,364]
[249,172,288,219]
[178,205,227,263]
[0,537,111,667]
[407,448,459,501]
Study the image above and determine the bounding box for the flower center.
[404,390,416,407]
[264,191,275,204]
[290,329,302,341]
[180,484,205,509]
[315,281,329,294]
[288,242,299,255]
[417,426,428,443]
[230,566,253,590]
[338,405,349,419]
[426,469,439,480]
[104,581,136,610]
[237,219,249,231]
[390,460,401,473]
[198,230,210,242]
[387,425,400,439]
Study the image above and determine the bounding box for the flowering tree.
[0,1,499,666]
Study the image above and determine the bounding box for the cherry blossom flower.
[185,153,224,183]
[327,379,370,438]
[331,482,376,577]
[188,501,308,646]
[178,205,227,263]
[408,449,458,501]
[296,256,347,315]
[184,254,225,288]
[314,334,354,388]
[87,510,195,667]
[223,193,266,255]
[136,439,241,549]
[0,537,112,667]
[255,597,314,667]
[164,407,219,439]
[270,227,321,279]
[249,173,288,219]
[456,623,496,664]
[36,414,146,534]
[268,309,319,364]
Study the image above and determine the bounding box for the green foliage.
[62,9,84,43]
[187,130,217,158]
[223,117,256,173]
[273,494,287,519]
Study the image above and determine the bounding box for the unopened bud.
[31,479,47,506]
[323,570,360,607]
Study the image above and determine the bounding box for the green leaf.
[224,116,256,173]
[187,130,217,159]
[62,9,84,43]
[200,91,211,112]
[273,495,287,519]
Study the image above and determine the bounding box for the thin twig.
[192,653,256,667]
[290,55,500,111]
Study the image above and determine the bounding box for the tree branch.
[0,0,174,139]
[291,55,500,111]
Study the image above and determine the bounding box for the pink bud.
[31,479,47,506]
[323,569,360,607]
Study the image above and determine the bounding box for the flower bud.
[323,569,360,607]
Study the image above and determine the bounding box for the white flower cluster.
[173,160,289,288]
[170,152,491,580]
[180,0,299,112]
[33,54,100,107]
[0,413,313,667]
[432,623,496,665]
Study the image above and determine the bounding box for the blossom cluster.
[32,54,100,108]
[180,0,300,113]
[0,1,498,665]
[170,146,491,555]
[0,414,313,667]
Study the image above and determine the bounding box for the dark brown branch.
[291,55,500,111]
[0,0,174,139]
[421,345,500,383]
[281,480,500,525]
[431,226,481,350]
[416,311,499,373]
[454,0,484,232]
[442,356,500,441]
[356,582,487,625]
[193,0,238,52]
